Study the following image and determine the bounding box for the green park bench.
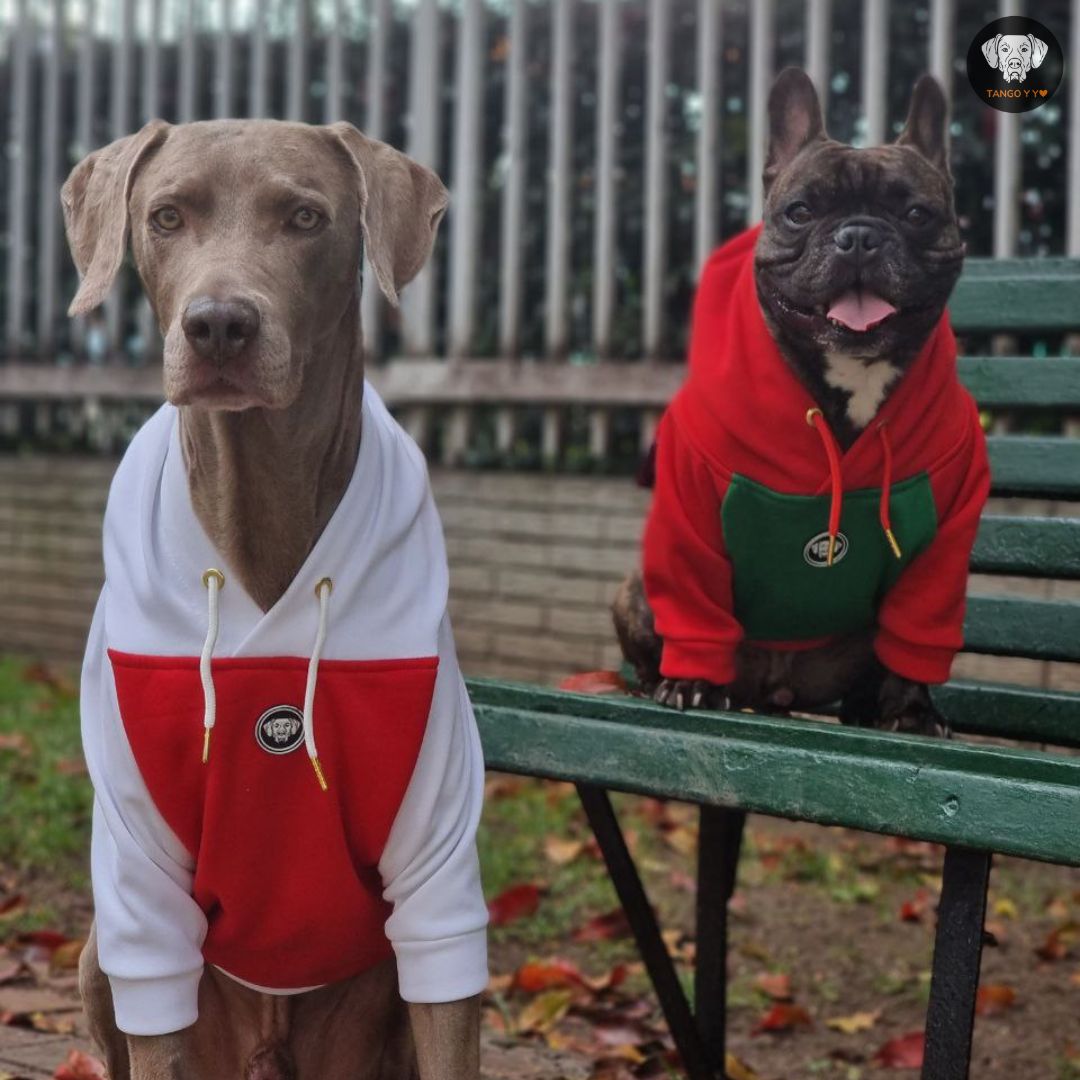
[465,256,1080,1080]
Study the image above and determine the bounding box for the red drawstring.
[806,408,843,566]
[878,422,902,559]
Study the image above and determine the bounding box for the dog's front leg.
[408,996,480,1080]
[127,1032,189,1080]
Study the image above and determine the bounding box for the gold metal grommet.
[805,407,822,426]
[315,576,333,599]
[202,568,225,589]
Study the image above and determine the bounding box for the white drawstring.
[304,577,333,792]
[200,569,225,764]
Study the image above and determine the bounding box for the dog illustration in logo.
[262,711,301,746]
[982,33,1049,83]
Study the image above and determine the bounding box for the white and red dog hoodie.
[80,383,489,1037]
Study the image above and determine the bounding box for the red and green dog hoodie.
[644,225,990,688]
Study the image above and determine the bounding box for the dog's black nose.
[834,220,884,259]
[181,297,260,362]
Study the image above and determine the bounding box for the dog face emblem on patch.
[255,705,305,755]
[804,531,849,568]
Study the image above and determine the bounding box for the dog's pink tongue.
[827,290,897,332]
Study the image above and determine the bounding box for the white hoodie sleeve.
[81,592,209,1036]
[379,614,489,1002]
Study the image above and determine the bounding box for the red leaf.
[752,1004,812,1035]
[487,884,542,927]
[54,1049,108,1079]
[975,984,1016,1016]
[513,959,586,993]
[899,889,930,923]
[873,1031,925,1069]
[18,931,71,952]
[0,894,26,918]
[1036,923,1080,962]
[572,909,632,942]
[754,972,793,1001]
[557,671,627,695]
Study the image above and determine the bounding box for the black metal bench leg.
[576,784,718,1080]
[922,846,993,1080]
[695,806,747,1071]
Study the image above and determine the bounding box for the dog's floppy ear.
[981,34,1001,68]
[764,68,826,193]
[61,120,171,317]
[896,74,950,174]
[1028,35,1049,68]
[325,123,449,306]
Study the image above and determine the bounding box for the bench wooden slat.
[468,679,1080,866]
[971,515,1080,578]
[950,259,1080,332]
[964,595,1080,662]
[933,681,1080,749]
[958,357,1080,407]
[987,436,1080,498]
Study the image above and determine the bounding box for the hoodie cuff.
[108,970,201,1037]
[659,639,737,687]
[394,929,489,1004]
[874,629,955,685]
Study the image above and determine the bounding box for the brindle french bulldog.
[613,69,967,736]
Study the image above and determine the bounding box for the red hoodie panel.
[644,226,990,687]
[109,651,437,989]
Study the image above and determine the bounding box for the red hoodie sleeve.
[643,412,743,685]
[874,407,990,684]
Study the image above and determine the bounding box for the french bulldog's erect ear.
[896,74,950,174]
[324,123,449,306]
[61,120,171,316]
[764,68,826,193]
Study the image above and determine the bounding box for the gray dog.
[63,120,480,1080]
[615,69,988,736]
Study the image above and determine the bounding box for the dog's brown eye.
[151,207,182,232]
[290,207,322,231]
[785,202,812,226]
[905,205,931,226]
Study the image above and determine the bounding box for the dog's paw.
[878,674,951,738]
[653,678,731,712]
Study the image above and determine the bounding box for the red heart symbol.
[1039,89,1048,97]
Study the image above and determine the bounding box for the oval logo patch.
[804,531,848,568]
[255,705,305,755]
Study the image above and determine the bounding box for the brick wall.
[0,456,649,683]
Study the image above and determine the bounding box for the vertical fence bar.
[216,0,234,117]
[403,0,442,355]
[287,0,309,121]
[695,0,720,272]
[179,0,196,122]
[250,0,269,118]
[5,0,31,354]
[747,0,774,222]
[861,0,888,145]
[928,0,954,99]
[992,1,1020,257]
[643,0,670,358]
[324,0,344,122]
[143,0,162,120]
[804,0,830,108]
[361,0,389,357]
[544,0,573,358]
[1068,0,1080,256]
[37,0,65,353]
[72,0,98,353]
[592,0,620,356]
[498,0,527,356]
[106,0,136,351]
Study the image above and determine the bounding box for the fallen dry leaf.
[50,938,86,972]
[516,989,573,1034]
[754,972,793,1001]
[725,1054,762,1080]
[752,1003,812,1035]
[543,836,584,866]
[513,959,586,994]
[53,1050,108,1080]
[1037,922,1080,962]
[0,1010,75,1035]
[556,670,627,695]
[873,1031,925,1069]
[662,825,699,857]
[826,1008,881,1034]
[0,895,27,919]
[572,909,631,943]
[487,884,542,927]
[993,897,1018,919]
[899,889,930,923]
[975,984,1016,1016]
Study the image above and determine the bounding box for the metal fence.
[1,0,1079,462]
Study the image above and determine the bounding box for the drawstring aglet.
[202,728,211,765]
[885,527,903,560]
[310,756,329,792]
[827,534,837,567]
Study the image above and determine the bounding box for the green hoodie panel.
[720,472,938,641]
